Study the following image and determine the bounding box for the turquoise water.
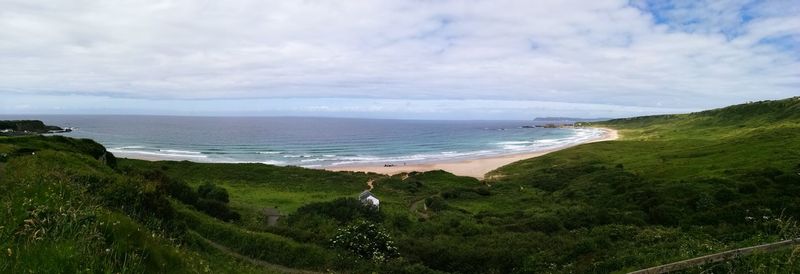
[20,115,602,167]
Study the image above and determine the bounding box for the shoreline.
[326,127,618,179]
[111,127,618,179]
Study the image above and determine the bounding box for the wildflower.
[105,248,111,252]
[6,248,11,257]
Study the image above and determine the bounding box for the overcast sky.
[1,0,798,119]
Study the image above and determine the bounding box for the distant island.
[532,117,612,123]
[0,120,72,136]
[522,117,613,128]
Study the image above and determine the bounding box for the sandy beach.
[326,127,618,179]
[111,127,618,180]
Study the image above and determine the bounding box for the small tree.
[198,182,229,203]
[331,220,399,262]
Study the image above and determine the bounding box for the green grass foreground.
[2,97,800,273]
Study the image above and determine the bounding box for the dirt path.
[366,179,374,190]
[189,230,322,274]
[409,197,429,219]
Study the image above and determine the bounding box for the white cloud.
[0,93,695,120]
[0,0,797,115]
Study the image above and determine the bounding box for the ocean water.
[12,115,603,167]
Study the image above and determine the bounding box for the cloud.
[0,93,695,120]
[0,0,798,116]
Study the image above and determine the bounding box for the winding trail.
[189,230,322,274]
[409,198,429,219]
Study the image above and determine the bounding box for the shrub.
[774,173,800,186]
[441,189,460,199]
[525,216,564,233]
[648,205,681,226]
[331,220,399,263]
[289,198,383,225]
[738,183,759,194]
[99,178,174,219]
[425,196,449,212]
[714,188,737,203]
[197,182,230,203]
[195,199,240,222]
[474,186,491,196]
[165,179,199,205]
[691,193,716,211]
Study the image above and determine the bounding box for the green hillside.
[0,120,69,135]
[2,97,800,273]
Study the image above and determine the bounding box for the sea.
[5,115,604,168]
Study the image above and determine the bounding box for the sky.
[1,0,798,120]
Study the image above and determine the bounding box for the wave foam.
[260,160,287,165]
[494,128,604,152]
[108,149,208,159]
[159,149,202,155]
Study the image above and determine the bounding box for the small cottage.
[359,190,380,208]
[261,207,282,226]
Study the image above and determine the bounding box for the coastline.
[109,151,210,162]
[326,127,618,179]
[110,127,618,180]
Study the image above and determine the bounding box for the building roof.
[364,196,380,206]
[359,190,375,201]
[261,207,281,216]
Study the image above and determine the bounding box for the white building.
[359,190,380,208]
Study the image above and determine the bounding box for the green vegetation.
[2,97,800,273]
[0,120,68,135]
[331,220,399,262]
[120,160,374,227]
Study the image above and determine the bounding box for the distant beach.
[20,115,614,171]
[326,128,618,179]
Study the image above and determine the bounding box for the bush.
[774,173,800,186]
[197,182,230,203]
[738,183,759,194]
[121,168,239,223]
[195,199,241,222]
[425,196,449,212]
[714,188,737,203]
[691,193,716,211]
[99,178,174,220]
[165,179,199,205]
[648,205,681,225]
[524,216,564,233]
[289,198,383,225]
[474,186,491,196]
[331,220,399,262]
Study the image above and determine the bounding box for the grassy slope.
[479,97,800,272]
[118,160,376,227]
[0,136,285,273]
